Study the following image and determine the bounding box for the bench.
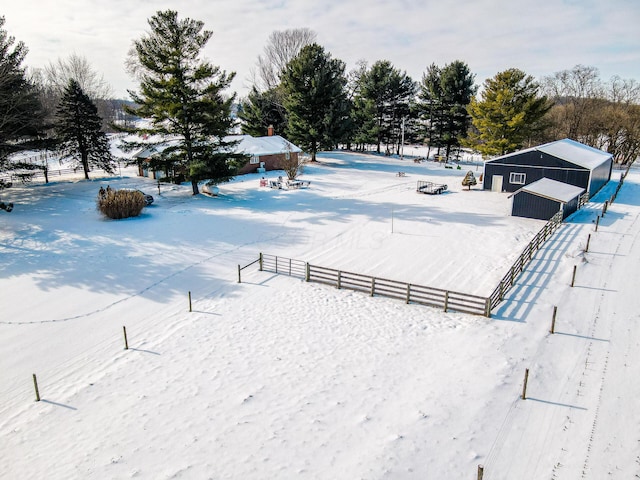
[396,172,406,177]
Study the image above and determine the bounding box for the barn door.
[491,175,503,192]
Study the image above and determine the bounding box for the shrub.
[462,171,477,190]
[97,188,146,219]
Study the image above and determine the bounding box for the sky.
[3,0,640,99]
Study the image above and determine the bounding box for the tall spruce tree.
[54,79,115,179]
[0,16,46,190]
[281,43,350,161]
[125,10,244,194]
[417,61,475,160]
[465,68,551,156]
[356,61,416,154]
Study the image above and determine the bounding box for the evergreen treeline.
[1,11,639,197]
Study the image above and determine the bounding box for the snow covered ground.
[0,149,637,479]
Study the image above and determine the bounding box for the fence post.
[305,263,310,282]
[595,215,600,231]
[550,306,557,334]
[337,271,342,289]
[33,374,40,402]
[585,234,591,253]
[477,464,484,480]
[521,368,529,400]
[603,200,608,216]
[571,265,577,287]
[188,291,192,312]
[123,326,129,350]
[499,280,505,301]
[238,264,241,283]
[444,291,449,312]
[370,278,375,297]
[289,258,292,276]
[406,284,411,304]
[484,297,492,318]
[259,253,263,271]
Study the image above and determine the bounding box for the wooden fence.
[487,210,563,310]
[0,167,83,185]
[246,209,566,317]
[247,179,629,318]
[307,264,489,316]
[258,253,489,316]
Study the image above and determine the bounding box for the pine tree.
[356,60,416,154]
[125,10,244,194]
[461,170,477,190]
[54,79,115,180]
[238,86,287,137]
[417,61,476,160]
[281,43,351,161]
[465,68,551,156]
[0,16,46,190]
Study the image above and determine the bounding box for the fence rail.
[260,253,308,279]
[258,255,489,316]
[488,210,563,309]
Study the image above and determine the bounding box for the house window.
[250,155,260,165]
[510,172,526,185]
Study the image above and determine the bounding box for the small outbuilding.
[510,177,585,221]
[483,138,612,198]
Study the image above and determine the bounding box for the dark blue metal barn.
[511,178,585,221]
[483,139,612,197]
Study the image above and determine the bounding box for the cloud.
[3,0,639,99]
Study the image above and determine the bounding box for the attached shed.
[511,177,585,221]
[483,138,612,198]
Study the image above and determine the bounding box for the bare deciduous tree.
[252,28,316,92]
[542,65,603,141]
[43,53,113,99]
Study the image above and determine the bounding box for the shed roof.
[515,177,585,203]
[486,138,612,170]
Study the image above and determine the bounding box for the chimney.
[267,124,274,136]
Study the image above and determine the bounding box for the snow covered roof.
[486,138,612,170]
[516,177,585,203]
[132,135,301,159]
[228,135,302,156]
[537,138,612,170]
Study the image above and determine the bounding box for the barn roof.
[537,139,612,169]
[514,177,585,203]
[486,138,612,170]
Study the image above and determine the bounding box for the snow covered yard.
[0,150,638,479]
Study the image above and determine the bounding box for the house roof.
[486,138,612,170]
[229,135,302,156]
[132,135,302,159]
[514,177,585,203]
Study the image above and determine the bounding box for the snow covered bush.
[462,171,477,190]
[97,188,146,219]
